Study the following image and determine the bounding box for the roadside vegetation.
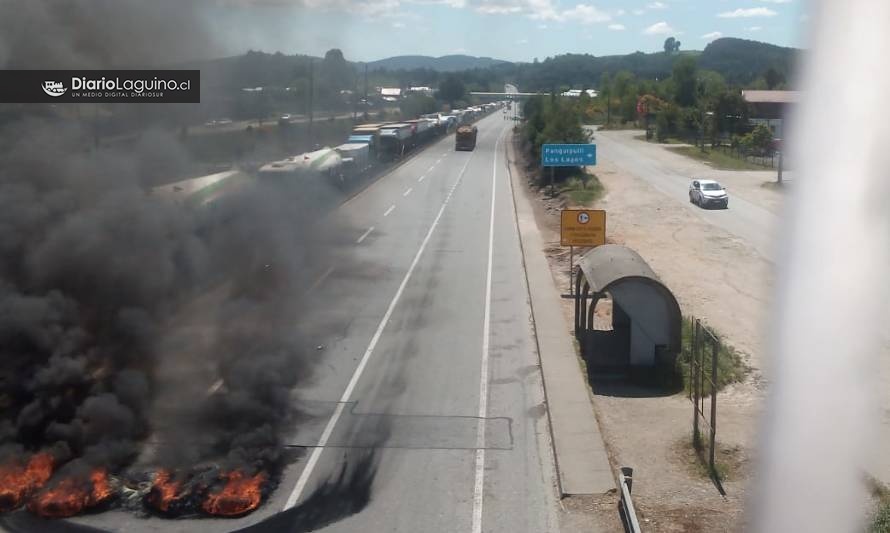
[673,316,750,394]
[666,146,768,171]
[868,477,890,533]
[518,94,604,202]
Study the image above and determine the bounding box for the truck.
[335,142,371,179]
[378,123,414,160]
[455,125,478,151]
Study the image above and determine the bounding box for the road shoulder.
[504,135,614,497]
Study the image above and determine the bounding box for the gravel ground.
[513,133,767,532]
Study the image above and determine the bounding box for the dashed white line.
[418,174,426,182]
[403,187,413,197]
[306,265,335,294]
[384,205,396,217]
[356,226,374,244]
[283,152,476,511]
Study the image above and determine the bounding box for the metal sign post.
[541,144,599,297]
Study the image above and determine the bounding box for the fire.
[27,468,114,519]
[0,453,54,513]
[145,470,188,513]
[201,470,266,517]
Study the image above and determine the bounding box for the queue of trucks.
[154,102,507,207]
[257,101,505,184]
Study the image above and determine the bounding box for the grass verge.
[666,146,769,171]
[556,173,605,206]
[673,316,750,394]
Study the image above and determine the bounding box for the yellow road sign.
[560,209,606,247]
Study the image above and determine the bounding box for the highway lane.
[50,112,560,532]
[592,128,780,262]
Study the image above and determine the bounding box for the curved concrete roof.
[578,244,661,292]
[577,245,682,353]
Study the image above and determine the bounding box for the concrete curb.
[504,137,615,496]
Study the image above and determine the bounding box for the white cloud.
[560,4,611,24]
[516,38,529,44]
[632,8,645,15]
[643,21,674,34]
[608,23,626,30]
[701,31,722,39]
[647,1,667,9]
[747,25,762,31]
[718,7,777,18]
[760,0,791,3]
[615,8,625,16]
[392,21,406,27]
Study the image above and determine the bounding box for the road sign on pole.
[560,209,606,247]
[541,143,597,167]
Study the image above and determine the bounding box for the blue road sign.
[541,143,596,167]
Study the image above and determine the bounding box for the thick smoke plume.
[0,0,346,518]
[0,0,218,69]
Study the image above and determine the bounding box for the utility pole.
[778,150,784,184]
[308,58,314,140]
[363,63,369,121]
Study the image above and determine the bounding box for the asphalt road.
[31,112,560,533]
[591,128,780,262]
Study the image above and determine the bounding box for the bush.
[872,503,890,533]
[674,317,750,393]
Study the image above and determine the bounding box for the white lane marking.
[403,187,413,197]
[306,265,335,295]
[418,174,426,183]
[206,379,223,396]
[283,151,477,511]
[472,124,505,533]
[384,205,396,217]
[356,226,374,244]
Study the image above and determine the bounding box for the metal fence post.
[709,339,719,475]
[692,319,701,450]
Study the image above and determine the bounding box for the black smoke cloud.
[0,0,219,69]
[0,0,341,504]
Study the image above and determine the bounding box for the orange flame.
[0,453,54,513]
[145,470,187,513]
[201,470,266,517]
[27,468,113,519]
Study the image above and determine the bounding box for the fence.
[716,143,781,169]
[688,317,724,493]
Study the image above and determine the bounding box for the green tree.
[664,37,676,55]
[672,56,698,107]
[438,75,467,106]
[400,94,437,119]
[599,72,612,124]
[764,67,785,89]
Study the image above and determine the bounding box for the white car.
[689,179,729,209]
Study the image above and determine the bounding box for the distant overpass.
[472,84,542,98]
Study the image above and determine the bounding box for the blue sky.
[206,0,806,62]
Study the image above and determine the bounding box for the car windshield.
[702,183,723,191]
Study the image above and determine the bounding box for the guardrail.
[618,467,642,533]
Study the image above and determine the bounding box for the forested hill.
[496,38,797,90]
[184,38,799,93]
[697,38,798,85]
[366,55,510,72]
